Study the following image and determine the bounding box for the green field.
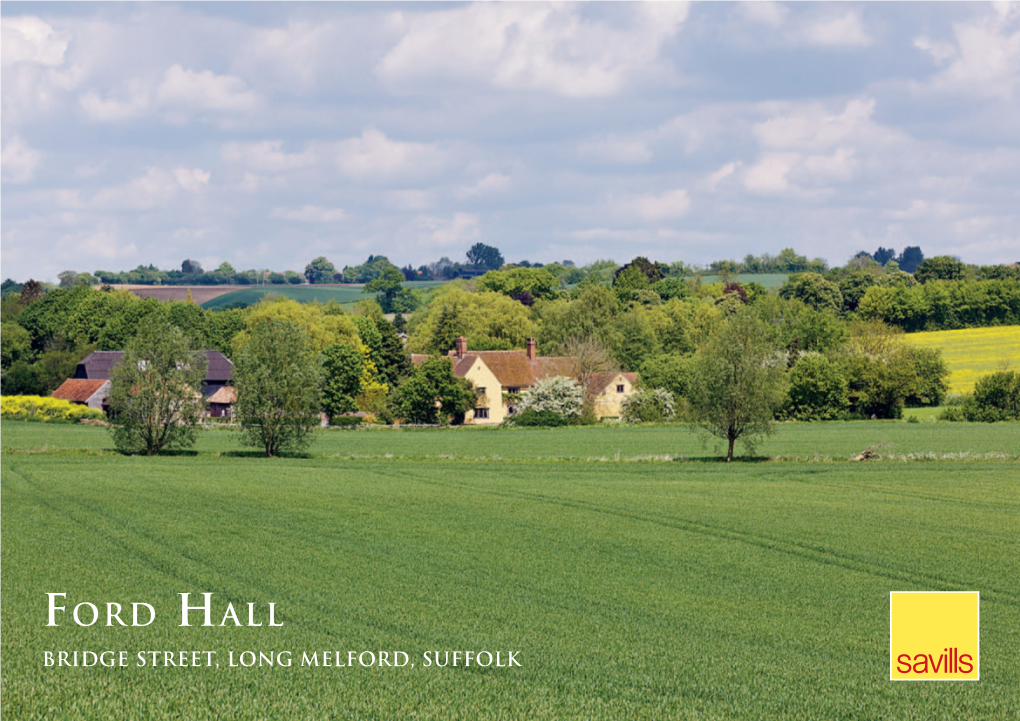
[904,326,1020,395]
[201,281,446,311]
[2,421,1017,719]
[696,273,789,289]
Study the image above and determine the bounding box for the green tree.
[779,273,843,314]
[914,255,968,283]
[786,355,850,420]
[364,266,418,313]
[304,256,338,284]
[688,311,789,461]
[234,318,324,456]
[394,356,475,424]
[322,343,364,421]
[465,243,504,270]
[107,324,208,455]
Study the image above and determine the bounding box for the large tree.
[688,311,788,461]
[304,256,337,284]
[465,242,504,270]
[108,323,208,455]
[234,317,323,456]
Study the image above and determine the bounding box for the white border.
[889,591,980,682]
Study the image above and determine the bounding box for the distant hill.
[199,281,446,310]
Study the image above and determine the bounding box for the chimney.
[526,338,536,360]
[455,336,468,359]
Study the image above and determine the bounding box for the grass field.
[696,273,788,289]
[200,281,446,311]
[2,421,1017,719]
[904,326,1020,395]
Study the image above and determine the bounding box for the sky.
[2,1,1019,283]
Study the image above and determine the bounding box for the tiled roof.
[51,379,109,403]
[206,386,236,404]
[590,371,638,395]
[412,343,582,388]
[75,350,233,382]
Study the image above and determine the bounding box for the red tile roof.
[51,379,109,403]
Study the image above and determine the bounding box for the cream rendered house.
[412,337,637,425]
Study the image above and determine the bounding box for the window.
[508,387,520,394]
[616,384,625,393]
[477,387,486,395]
[475,408,489,419]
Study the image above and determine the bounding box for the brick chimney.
[454,336,468,359]
[526,338,537,360]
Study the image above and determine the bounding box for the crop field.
[2,421,1017,720]
[696,273,789,289]
[904,326,1020,394]
[200,281,446,311]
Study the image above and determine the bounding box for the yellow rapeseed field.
[904,325,1020,394]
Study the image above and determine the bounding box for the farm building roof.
[411,341,577,389]
[75,350,233,382]
[206,386,236,404]
[51,379,109,403]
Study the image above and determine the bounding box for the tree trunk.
[727,435,735,462]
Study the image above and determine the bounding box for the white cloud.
[157,64,261,115]
[378,3,688,97]
[753,98,878,152]
[90,168,182,211]
[801,12,872,48]
[269,205,346,223]
[418,212,481,247]
[743,153,796,194]
[1,136,43,183]
[915,8,1020,98]
[577,135,653,164]
[455,172,512,199]
[79,80,151,122]
[704,161,740,190]
[334,127,445,182]
[615,188,691,222]
[1,16,69,67]
[220,140,318,172]
[174,168,210,192]
[739,1,788,29]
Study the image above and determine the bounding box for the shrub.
[937,371,1020,422]
[509,410,572,427]
[516,376,583,418]
[621,388,676,423]
[1,395,105,423]
[786,355,850,420]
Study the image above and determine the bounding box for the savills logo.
[890,591,979,681]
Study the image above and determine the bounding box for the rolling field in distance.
[2,421,1017,719]
[904,325,1020,394]
[3,420,1018,461]
[200,281,446,310]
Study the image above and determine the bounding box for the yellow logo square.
[890,591,979,681]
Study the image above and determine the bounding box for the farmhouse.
[50,379,111,411]
[412,337,637,425]
[74,350,233,398]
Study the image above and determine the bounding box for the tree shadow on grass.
[681,455,772,464]
[218,450,314,459]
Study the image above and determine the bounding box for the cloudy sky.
[3,1,1019,283]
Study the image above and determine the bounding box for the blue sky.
[2,1,1019,283]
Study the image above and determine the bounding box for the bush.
[517,376,583,418]
[786,355,850,420]
[1,395,105,423]
[937,371,1020,422]
[621,388,676,423]
[508,410,573,427]
[329,415,363,428]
